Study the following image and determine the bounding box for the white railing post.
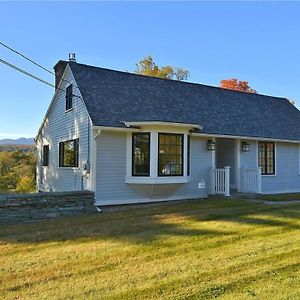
[224,166,230,197]
[257,167,262,194]
[211,168,216,195]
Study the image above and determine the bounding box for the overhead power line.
[0,57,56,89]
[0,57,81,100]
[0,40,79,90]
[0,41,55,75]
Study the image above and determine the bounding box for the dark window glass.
[258,142,275,175]
[66,84,73,111]
[59,139,79,167]
[132,133,150,176]
[42,145,49,166]
[158,133,184,176]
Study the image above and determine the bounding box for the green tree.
[0,174,18,193]
[0,150,36,194]
[15,175,36,193]
[135,56,189,81]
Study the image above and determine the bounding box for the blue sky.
[0,1,300,139]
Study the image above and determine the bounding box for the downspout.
[93,128,102,212]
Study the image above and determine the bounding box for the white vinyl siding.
[239,140,300,194]
[36,65,92,192]
[261,142,300,194]
[95,132,212,205]
[239,140,258,169]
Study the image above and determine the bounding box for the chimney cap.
[69,53,76,62]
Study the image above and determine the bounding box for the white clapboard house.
[36,57,300,205]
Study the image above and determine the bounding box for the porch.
[210,138,262,196]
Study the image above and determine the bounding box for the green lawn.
[258,193,300,202]
[1,198,300,299]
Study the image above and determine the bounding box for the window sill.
[65,108,73,113]
[125,176,190,184]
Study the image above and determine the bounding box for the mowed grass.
[1,198,300,299]
[258,193,300,201]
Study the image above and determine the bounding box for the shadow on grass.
[142,258,300,300]
[0,198,299,245]
[180,199,300,230]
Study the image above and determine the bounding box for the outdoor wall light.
[207,140,216,151]
[241,141,250,152]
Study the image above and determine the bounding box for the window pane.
[132,133,150,176]
[158,133,183,176]
[66,85,73,110]
[258,142,275,175]
[43,145,49,166]
[64,141,75,166]
[59,139,79,167]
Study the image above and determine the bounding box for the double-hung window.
[132,133,150,176]
[42,145,49,166]
[258,141,275,175]
[66,84,73,111]
[59,139,79,167]
[158,133,184,176]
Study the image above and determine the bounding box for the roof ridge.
[68,61,287,101]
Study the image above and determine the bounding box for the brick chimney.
[53,60,67,90]
[53,54,76,90]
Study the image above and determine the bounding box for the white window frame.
[125,129,190,184]
[257,140,277,177]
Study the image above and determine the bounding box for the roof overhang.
[123,121,203,130]
[193,132,300,143]
[92,125,300,143]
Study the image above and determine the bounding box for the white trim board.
[92,126,300,144]
[193,133,300,144]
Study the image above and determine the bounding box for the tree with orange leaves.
[220,79,257,94]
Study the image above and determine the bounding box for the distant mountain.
[0,138,35,145]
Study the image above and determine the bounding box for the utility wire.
[0,40,79,90]
[0,57,81,99]
[0,43,91,176]
[0,41,55,76]
[0,57,56,89]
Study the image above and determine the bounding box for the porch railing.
[211,166,230,196]
[240,167,262,193]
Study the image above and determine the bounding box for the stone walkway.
[262,200,300,205]
[239,198,300,205]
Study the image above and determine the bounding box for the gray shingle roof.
[69,61,300,141]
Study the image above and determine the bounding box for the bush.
[15,176,36,193]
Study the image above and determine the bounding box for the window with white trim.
[66,84,73,111]
[59,139,79,167]
[258,141,275,175]
[42,145,49,167]
[158,133,184,176]
[132,133,150,176]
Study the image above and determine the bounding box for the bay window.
[158,133,184,176]
[132,133,150,176]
